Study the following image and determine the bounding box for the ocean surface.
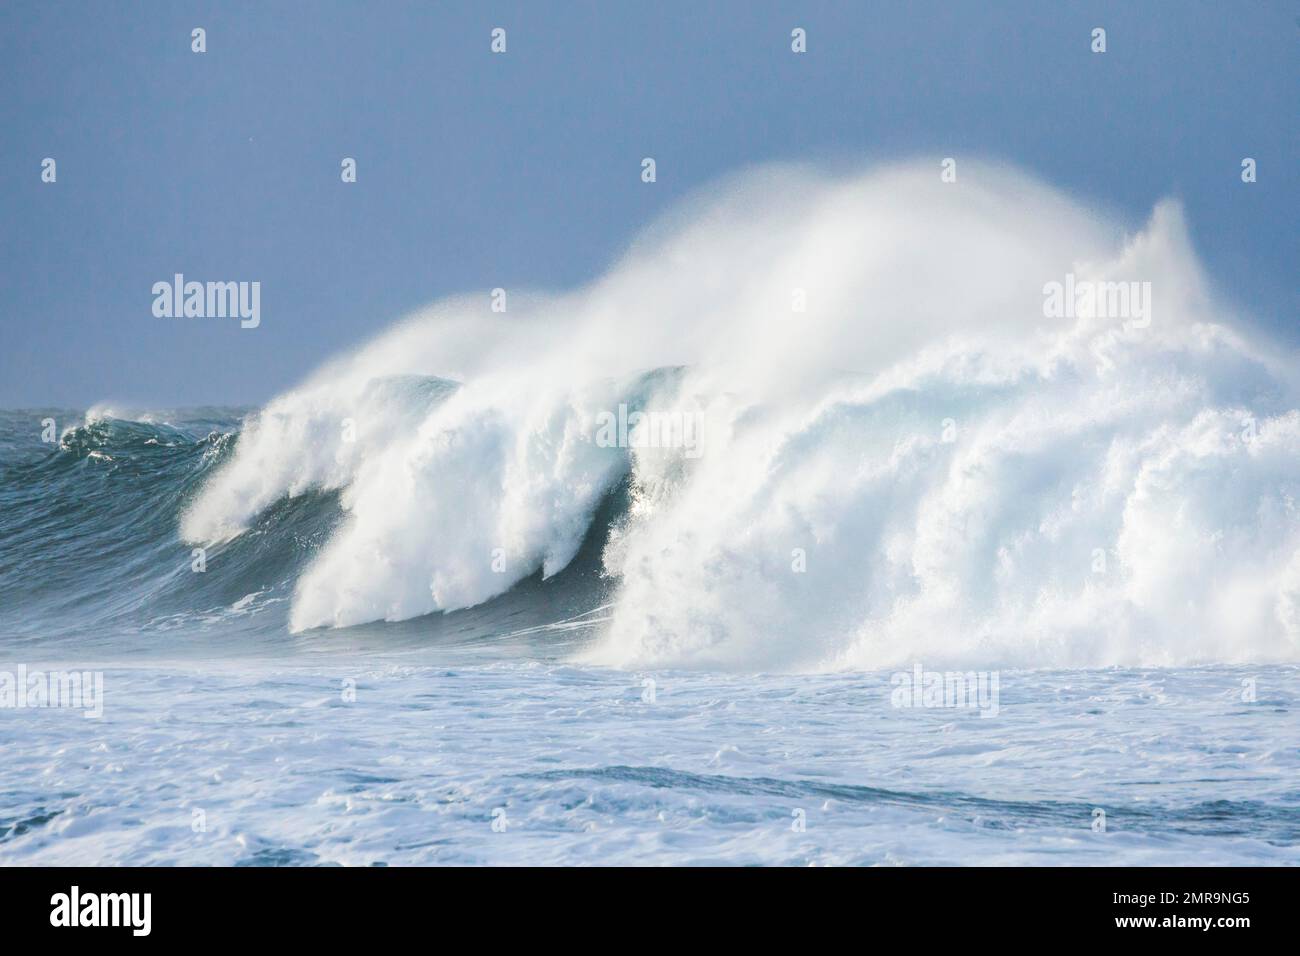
[0,408,1296,865]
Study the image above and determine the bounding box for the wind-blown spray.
[178,161,1300,671]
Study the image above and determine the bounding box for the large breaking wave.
[172,161,1299,670]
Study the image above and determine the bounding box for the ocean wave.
[45,160,1300,669]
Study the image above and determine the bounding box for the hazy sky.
[2,0,1295,407]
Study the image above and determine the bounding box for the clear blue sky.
[1,0,1295,407]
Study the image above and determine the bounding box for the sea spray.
[175,160,1300,671]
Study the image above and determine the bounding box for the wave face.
[12,161,1297,670]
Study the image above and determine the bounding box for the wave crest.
[180,161,1300,669]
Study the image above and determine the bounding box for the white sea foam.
[180,160,1300,669]
[3,661,1297,865]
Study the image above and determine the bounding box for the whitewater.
[1,161,1297,865]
